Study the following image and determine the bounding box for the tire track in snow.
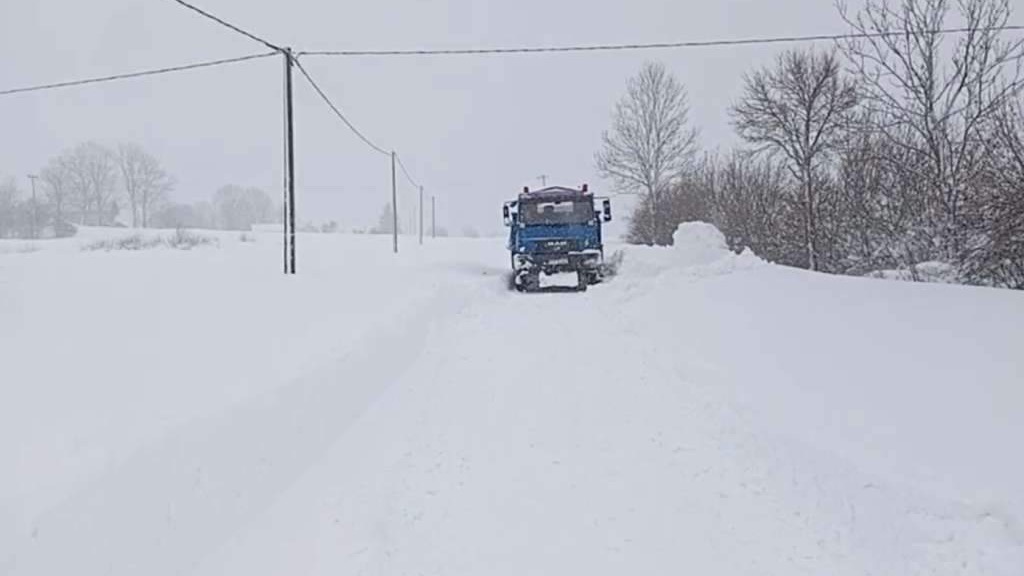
[260,288,875,576]
[305,268,1024,575]
[6,286,477,576]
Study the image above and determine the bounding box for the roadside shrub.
[81,230,218,252]
[166,228,218,250]
[83,234,163,252]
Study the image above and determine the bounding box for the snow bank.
[867,260,960,284]
[617,222,764,282]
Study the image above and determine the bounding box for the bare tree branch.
[596,62,699,244]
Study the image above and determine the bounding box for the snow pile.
[671,221,732,266]
[617,222,764,283]
[3,230,1022,576]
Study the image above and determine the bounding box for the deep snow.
[2,224,1022,575]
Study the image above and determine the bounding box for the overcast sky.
[2,0,857,235]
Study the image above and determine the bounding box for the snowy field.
[2,225,1022,575]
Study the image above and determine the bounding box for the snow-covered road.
[3,226,1023,575]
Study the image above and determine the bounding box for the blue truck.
[503,184,612,292]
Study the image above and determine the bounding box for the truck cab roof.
[519,186,591,203]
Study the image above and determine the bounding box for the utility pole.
[282,47,297,274]
[27,174,38,239]
[419,185,424,245]
[431,195,436,239]
[391,151,398,254]
[537,174,548,187]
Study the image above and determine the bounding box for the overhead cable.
[292,59,390,156]
[298,25,1024,57]
[169,0,282,52]
[0,52,277,97]
[395,153,421,189]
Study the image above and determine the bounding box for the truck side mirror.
[503,204,510,226]
[603,199,612,222]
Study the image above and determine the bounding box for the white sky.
[2,0,863,234]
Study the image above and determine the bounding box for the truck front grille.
[538,239,578,252]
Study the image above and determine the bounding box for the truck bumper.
[514,251,602,274]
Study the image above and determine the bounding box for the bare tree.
[597,61,699,245]
[39,155,74,227]
[839,0,1024,259]
[151,201,216,230]
[63,142,119,225]
[707,152,798,265]
[212,185,274,231]
[372,202,400,235]
[117,143,174,228]
[732,48,859,270]
[627,157,714,245]
[962,96,1024,287]
[0,178,19,238]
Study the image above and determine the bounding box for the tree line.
[1,141,173,238]
[0,141,282,238]
[598,0,1024,289]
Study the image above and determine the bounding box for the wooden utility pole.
[27,174,38,239]
[283,48,296,274]
[391,151,398,254]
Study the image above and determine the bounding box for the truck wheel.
[576,270,589,292]
[515,270,538,292]
[526,272,541,292]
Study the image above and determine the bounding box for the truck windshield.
[520,200,594,225]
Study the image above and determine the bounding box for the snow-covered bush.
[165,229,218,250]
[83,234,163,252]
[81,230,218,252]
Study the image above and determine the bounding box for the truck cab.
[503,184,612,292]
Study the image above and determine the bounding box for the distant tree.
[0,178,20,238]
[321,220,339,233]
[63,142,119,225]
[732,48,859,271]
[212,185,274,230]
[372,202,400,234]
[39,155,75,227]
[193,201,217,229]
[116,143,174,228]
[597,61,699,245]
[461,226,480,238]
[150,203,194,229]
[151,200,216,230]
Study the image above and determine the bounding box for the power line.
[298,25,1024,57]
[395,153,421,189]
[169,0,282,52]
[0,52,277,97]
[292,58,390,156]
